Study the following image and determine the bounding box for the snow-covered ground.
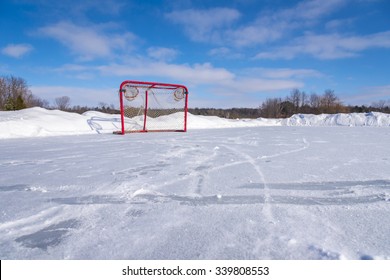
[0,108,390,259]
[0,107,389,139]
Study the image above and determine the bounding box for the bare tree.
[321,89,339,108]
[26,95,49,108]
[55,96,71,110]
[0,77,6,109]
[0,75,30,110]
[372,100,386,110]
[260,98,282,118]
[300,91,308,107]
[309,93,321,108]
[288,89,301,112]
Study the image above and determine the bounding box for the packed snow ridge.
[0,107,389,139]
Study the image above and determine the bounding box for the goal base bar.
[113,129,186,135]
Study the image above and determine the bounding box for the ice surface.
[0,108,390,259]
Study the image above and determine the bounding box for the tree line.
[1,75,389,118]
[0,75,117,113]
[258,89,390,118]
[192,89,390,118]
[259,89,347,118]
[0,76,48,110]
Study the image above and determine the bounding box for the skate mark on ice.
[0,184,48,193]
[48,185,388,206]
[126,209,146,218]
[128,193,387,206]
[196,175,205,195]
[239,180,390,190]
[194,165,211,171]
[220,144,272,218]
[15,219,80,250]
[50,195,125,205]
[113,162,169,177]
[308,245,341,260]
[0,184,28,192]
[360,254,374,260]
[0,159,54,167]
[258,138,310,160]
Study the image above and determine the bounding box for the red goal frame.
[115,80,189,134]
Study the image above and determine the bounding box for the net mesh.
[121,83,187,132]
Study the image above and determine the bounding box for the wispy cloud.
[30,85,117,106]
[229,0,348,47]
[282,0,348,21]
[342,84,390,105]
[255,31,390,59]
[147,47,179,62]
[98,60,235,85]
[20,0,127,20]
[166,0,348,47]
[244,68,324,79]
[38,21,136,60]
[165,7,241,43]
[208,47,243,59]
[1,44,33,58]
[97,59,307,98]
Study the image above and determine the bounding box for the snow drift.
[284,112,390,127]
[0,107,389,139]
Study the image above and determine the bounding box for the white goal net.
[115,80,189,134]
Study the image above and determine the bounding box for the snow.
[1,107,389,139]
[285,112,390,127]
[0,108,390,259]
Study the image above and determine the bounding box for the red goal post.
[115,80,189,134]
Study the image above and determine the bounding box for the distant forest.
[191,89,390,119]
[1,75,389,118]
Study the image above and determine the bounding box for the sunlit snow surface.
[0,109,390,259]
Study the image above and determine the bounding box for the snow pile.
[0,107,389,139]
[187,114,282,129]
[0,108,122,139]
[285,112,390,127]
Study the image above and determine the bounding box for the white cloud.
[147,47,179,61]
[1,44,33,58]
[208,47,231,57]
[230,0,348,47]
[165,7,241,43]
[30,85,117,106]
[97,59,306,101]
[325,18,356,31]
[342,85,390,105]
[98,60,235,85]
[32,60,317,108]
[245,68,323,79]
[220,78,303,94]
[166,0,348,47]
[285,0,348,21]
[38,21,136,60]
[255,31,390,60]
[208,47,243,59]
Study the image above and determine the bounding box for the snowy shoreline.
[0,107,389,139]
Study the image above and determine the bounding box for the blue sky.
[1,0,390,108]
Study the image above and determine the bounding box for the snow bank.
[0,108,126,139]
[285,112,390,127]
[187,114,282,129]
[0,107,389,139]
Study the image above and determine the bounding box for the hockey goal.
[115,80,189,134]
